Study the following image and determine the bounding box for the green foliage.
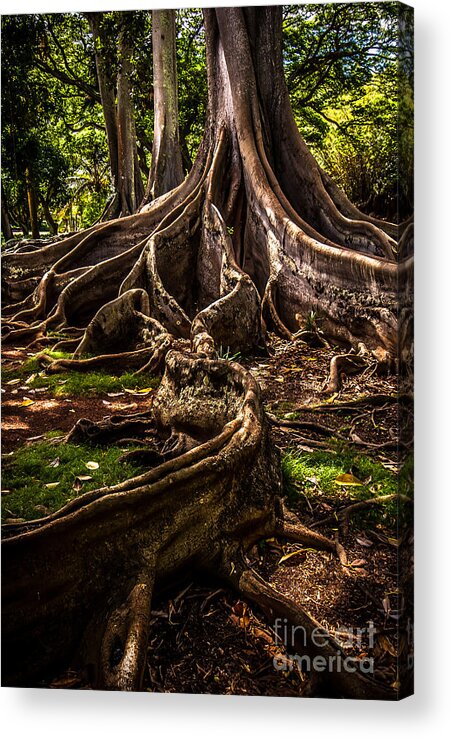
[284,2,413,218]
[303,310,318,332]
[217,346,242,362]
[281,447,410,522]
[2,440,144,521]
[1,13,106,236]
[176,8,207,164]
[1,3,413,231]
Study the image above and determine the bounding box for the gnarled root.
[1,349,280,686]
[276,502,337,552]
[324,349,370,395]
[100,573,154,691]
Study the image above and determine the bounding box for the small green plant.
[304,310,318,332]
[218,345,242,362]
[1,440,145,522]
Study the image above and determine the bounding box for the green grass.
[281,447,412,522]
[218,346,242,362]
[2,350,160,396]
[1,440,145,522]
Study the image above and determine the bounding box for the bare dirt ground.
[1,336,413,696]
[1,346,153,453]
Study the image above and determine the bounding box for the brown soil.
[244,335,403,457]
[1,347,152,454]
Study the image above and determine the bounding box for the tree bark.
[25,167,40,239]
[116,13,144,216]
[86,12,144,219]
[1,184,14,241]
[143,9,184,205]
[39,194,58,235]
[86,13,120,200]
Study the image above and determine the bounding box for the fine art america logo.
[273,619,381,675]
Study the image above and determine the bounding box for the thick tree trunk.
[143,10,184,205]
[1,7,412,698]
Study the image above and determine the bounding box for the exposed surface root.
[224,557,396,700]
[100,573,154,691]
[312,494,412,537]
[324,350,370,395]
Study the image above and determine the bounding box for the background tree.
[1,13,107,234]
[143,10,184,204]
[2,4,413,238]
[86,11,146,217]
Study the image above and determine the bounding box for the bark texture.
[143,9,184,204]
[1,7,412,698]
[87,12,144,219]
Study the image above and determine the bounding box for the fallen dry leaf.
[278,548,305,564]
[335,473,363,486]
[349,558,367,567]
[20,398,35,407]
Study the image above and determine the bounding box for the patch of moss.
[2,350,160,396]
[281,447,410,523]
[267,400,298,418]
[1,440,145,522]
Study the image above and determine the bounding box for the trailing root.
[100,573,154,691]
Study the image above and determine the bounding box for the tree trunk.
[1,7,412,698]
[116,13,144,216]
[25,167,40,239]
[87,12,144,219]
[86,13,120,204]
[143,9,184,205]
[1,184,14,241]
[40,195,58,235]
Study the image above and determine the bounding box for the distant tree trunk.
[142,9,184,205]
[25,167,39,239]
[116,14,144,215]
[87,12,143,219]
[87,13,120,197]
[1,185,14,241]
[39,195,58,236]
